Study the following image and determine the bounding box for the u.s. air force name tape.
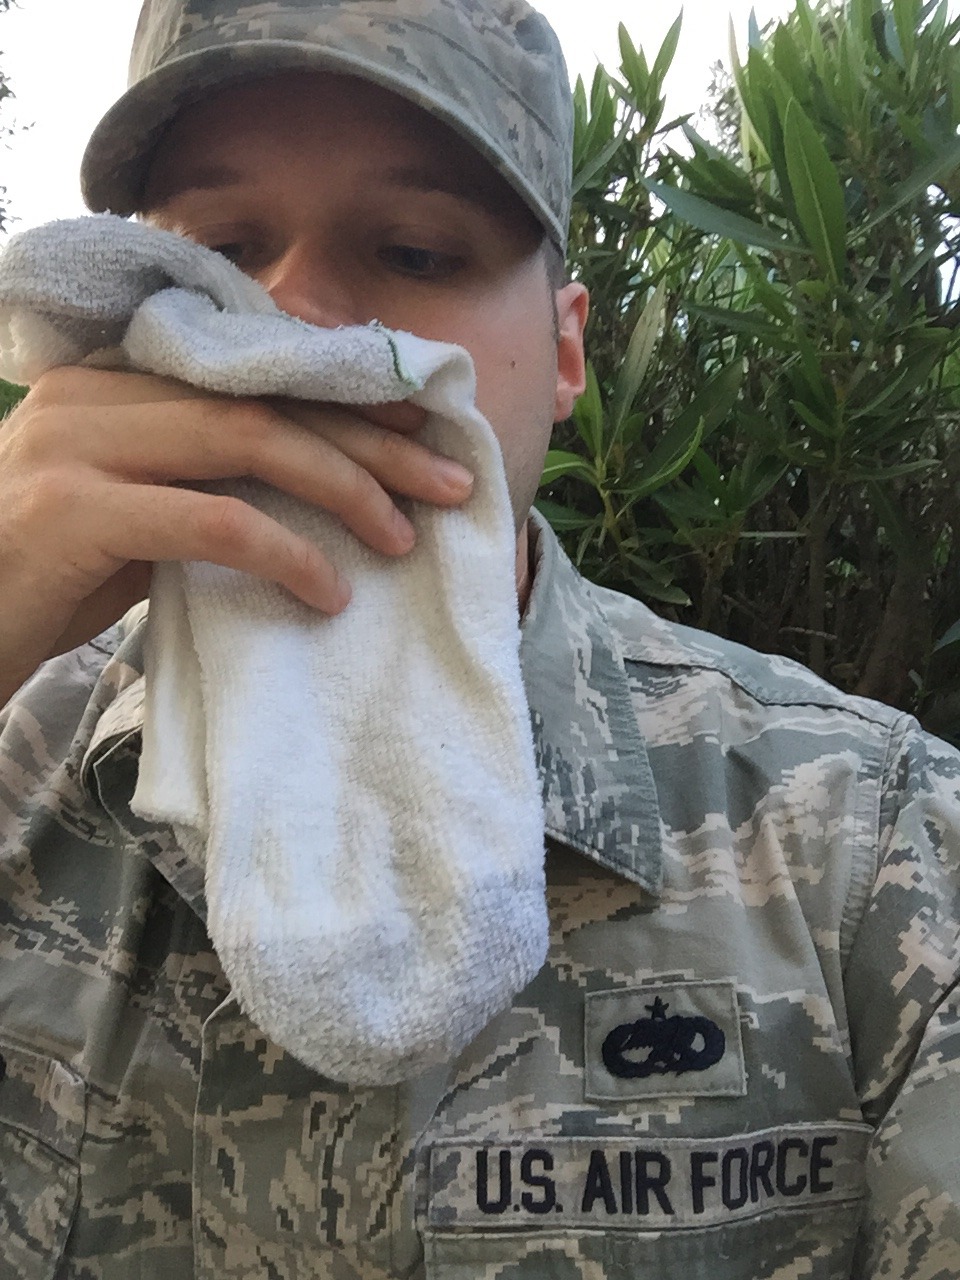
[427,1125,870,1231]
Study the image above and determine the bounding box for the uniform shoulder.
[589,578,903,733]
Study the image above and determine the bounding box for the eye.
[210,242,251,266]
[377,244,466,280]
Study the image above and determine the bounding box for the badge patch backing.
[584,979,747,1101]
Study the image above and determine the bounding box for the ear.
[553,281,589,422]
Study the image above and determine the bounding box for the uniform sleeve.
[844,715,960,1278]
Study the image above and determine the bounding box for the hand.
[0,365,473,703]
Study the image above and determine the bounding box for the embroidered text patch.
[427,1125,870,1231]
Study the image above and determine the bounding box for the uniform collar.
[83,514,664,904]
[521,511,663,897]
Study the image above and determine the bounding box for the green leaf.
[630,413,706,500]
[784,340,835,433]
[609,281,667,437]
[669,362,744,442]
[795,0,816,41]
[686,302,790,346]
[748,7,762,49]
[892,0,921,70]
[771,22,810,102]
[0,380,27,416]
[572,115,634,196]
[618,22,649,94]
[835,27,864,120]
[742,46,781,163]
[654,485,722,525]
[572,362,604,457]
[650,12,683,97]
[795,278,832,302]
[533,497,596,532]
[783,99,847,281]
[638,580,693,607]
[933,618,960,653]
[851,331,952,417]
[681,124,730,166]
[573,64,618,172]
[925,0,949,44]
[862,133,960,231]
[728,18,770,165]
[883,9,907,66]
[642,178,807,254]
[844,459,938,481]
[791,399,839,438]
[736,248,794,323]
[540,449,597,486]
[678,128,758,204]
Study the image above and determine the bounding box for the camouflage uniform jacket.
[2,510,959,1280]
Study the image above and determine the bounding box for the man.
[0,1,957,1277]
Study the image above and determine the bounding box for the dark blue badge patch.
[602,996,726,1080]
[585,980,746,1101]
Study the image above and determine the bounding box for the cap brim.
[79,41,565,249]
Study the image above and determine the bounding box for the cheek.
[468,307,558,525]
[458,286,558,432]
[396,268,559,521]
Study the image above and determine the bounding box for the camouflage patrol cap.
[80,0,573,251]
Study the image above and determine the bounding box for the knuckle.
[12,405,65,461]
[199,494,252,552]
[289,539,324,589]
[375,427,417,469]
[341,458,386,511]
[18,467,83,526]
[224,399,277,466]
[27,365,93,409]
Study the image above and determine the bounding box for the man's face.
[143,72,588,537]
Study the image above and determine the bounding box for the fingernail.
[437,458,474,490]
[333,573,352,610]
[393,509,416,547]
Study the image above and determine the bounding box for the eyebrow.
[148,160,511,223]
[145,163,244,207]
[378,163,510,221]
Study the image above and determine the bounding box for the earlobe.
[553,281,589,422]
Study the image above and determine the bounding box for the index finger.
[273,397,427,437]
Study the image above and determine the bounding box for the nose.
[260,243,364,329]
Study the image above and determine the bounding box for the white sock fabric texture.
[0,216,548,1084]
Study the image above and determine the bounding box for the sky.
[0,0,795,235]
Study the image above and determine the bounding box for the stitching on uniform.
[621,652,898,732]
[545,823,658,892]
[839,713,909,980]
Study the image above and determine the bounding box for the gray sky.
[0,0,794,233]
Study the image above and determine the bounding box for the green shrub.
[544,0,960,741]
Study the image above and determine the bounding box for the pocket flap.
[0,1039,85,1158]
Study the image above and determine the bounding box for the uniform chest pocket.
[422,1126,870,1279]
[0,1039,85,1280]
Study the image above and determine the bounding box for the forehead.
[159,71,459,148]
[144,71,540,229]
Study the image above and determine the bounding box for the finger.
[27,364,211,409]
[71,483,353,615]
[346,399,427,434]
[32,368,428,432]
[27,400,471,555]
[275,400,472,500]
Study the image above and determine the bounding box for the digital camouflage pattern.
[2,511,960,1278]
[79,0,573,250]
